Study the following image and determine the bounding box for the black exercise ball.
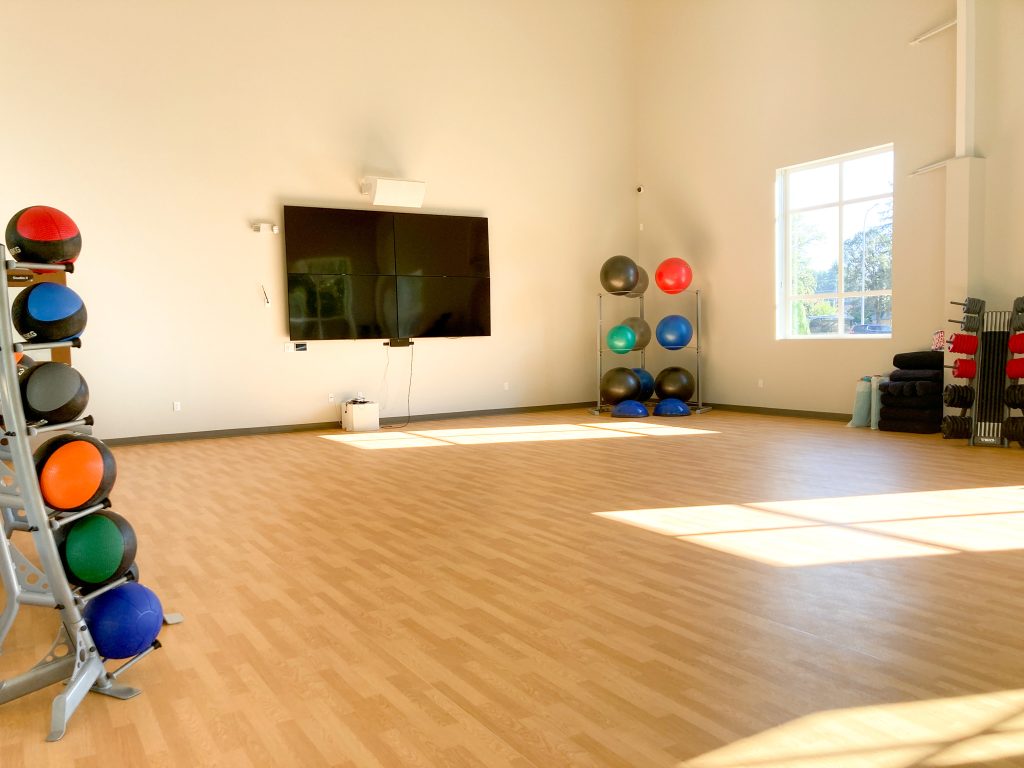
[599,255,639,295]
[655,366,695,402]
[20,362,89,424]
[11,282,87,342]
[626,266,649,298]
[621,316,651,350]
[601,367,641,405]
[5,206,81,266]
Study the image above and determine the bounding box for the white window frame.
[775,144,894,339]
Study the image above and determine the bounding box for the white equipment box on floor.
[342,400,379,432]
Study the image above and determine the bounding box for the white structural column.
[944,0,985,314]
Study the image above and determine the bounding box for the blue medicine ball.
[83,581,163,659]
[11,283,87,342]
[632,368,655,401]
[655,314,693,350]
[654,398,691,417]
[612,399,649,418]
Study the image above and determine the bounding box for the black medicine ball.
[20,362,89,424]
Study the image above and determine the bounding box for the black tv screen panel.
[287,274,398,341]
[396,276,491,338]
[283,207,396,275]
[394,214,489,277]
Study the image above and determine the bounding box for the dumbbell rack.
[1004,298,1024,446]
[0,246,144,741]
[942,295,1022,447]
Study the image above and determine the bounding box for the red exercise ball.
[654,258,693,294]
[5,206,81,266]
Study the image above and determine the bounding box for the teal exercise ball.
[606,324,636,354]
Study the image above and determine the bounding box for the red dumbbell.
[1008,358,1024,379]
[1009,333,1024,355]
[948,333,979,355]
[950,358,977,379]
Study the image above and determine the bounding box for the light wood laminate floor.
[3,408,1024,767]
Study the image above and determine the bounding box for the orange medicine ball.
[34,434,117,511]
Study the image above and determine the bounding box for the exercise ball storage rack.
[0,247,161,741]
[592,288,709,414]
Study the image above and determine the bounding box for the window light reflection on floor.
[597,486,1024,566]
[321,421,718,449]
[679,689,1024,767]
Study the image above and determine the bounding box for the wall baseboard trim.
[104,402,849,446]
[707,403,850,421]
[103,402,597,446]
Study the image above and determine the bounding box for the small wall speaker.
[360,177,427,208]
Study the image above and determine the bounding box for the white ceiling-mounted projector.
[359,176,427,208]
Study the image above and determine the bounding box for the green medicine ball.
[61,511,137,588]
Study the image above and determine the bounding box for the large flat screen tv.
[284,206,490,341]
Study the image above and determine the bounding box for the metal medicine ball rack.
[592,288,709,414]
[0,246,161,741]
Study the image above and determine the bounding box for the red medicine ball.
[5,206,81,266]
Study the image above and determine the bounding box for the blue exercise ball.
[654,398,691,416]
[655,314,693,350]
[612,400,648,418]
[632,367,655,401]
[83,581,163,659]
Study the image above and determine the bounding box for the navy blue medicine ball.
[11,282,87,342]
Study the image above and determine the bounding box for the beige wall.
[4,2,1022,436]
[635,0,956,413]
[1,1,637,438]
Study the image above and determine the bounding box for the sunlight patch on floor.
[321,421,718,448]
[679,689,1024,767]
[597,486,1024,566]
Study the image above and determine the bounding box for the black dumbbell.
[949,314,982,333]
[951,297,985,315]
[941,414,972,440]
[943,384,975,409]
[1002,417,1024,442]
[1006,385,1024,411]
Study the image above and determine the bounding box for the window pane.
[843,151,893,200]
[791,298,839,336]
[790,208,839,296]
[844,296,892,334]
[842,200,892,292]
[788,164,839,209]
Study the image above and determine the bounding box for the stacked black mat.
[878,351,943,434]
